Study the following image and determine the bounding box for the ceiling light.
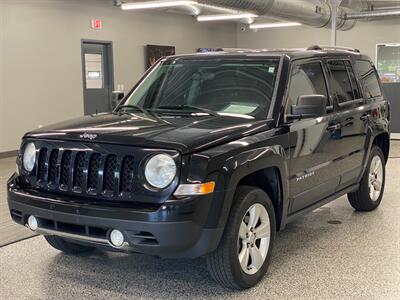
[249,22,302,29]
[121,0,197,10]
[197,13,258,22]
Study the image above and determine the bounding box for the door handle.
[327,123,341,132]
[360,113,370,121]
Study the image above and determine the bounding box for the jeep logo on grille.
[79,133,97,140]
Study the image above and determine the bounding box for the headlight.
[22,142,36,172]
[144,154,176,189]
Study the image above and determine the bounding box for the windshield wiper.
[115,105,149,114]
[155,105,219,117]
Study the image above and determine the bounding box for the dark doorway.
[81,40,114,115]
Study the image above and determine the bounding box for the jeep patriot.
[8,46,390,289]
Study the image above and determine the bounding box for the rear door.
[325,59,367,190]
[286,59,342,213]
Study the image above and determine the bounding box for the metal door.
[82,41,113,115]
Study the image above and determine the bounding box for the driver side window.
[286,62,328,114]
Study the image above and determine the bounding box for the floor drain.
[328,220,342,225]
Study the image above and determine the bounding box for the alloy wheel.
[237,203,271,275]
[369,155,383,201]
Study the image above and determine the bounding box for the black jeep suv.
[8,46,390,289]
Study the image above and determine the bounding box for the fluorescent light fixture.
[250,22,302,29]
[121,0,197,10]
[197,13,258,22]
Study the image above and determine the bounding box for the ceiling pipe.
[197,0,356,30]
[345,9,400,19]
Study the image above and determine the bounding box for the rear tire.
[206,186,276,289]
[348,146,385,211]
[45,236,96,255]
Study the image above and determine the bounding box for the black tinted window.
[354,60,383,98]
[344,61,361,99]
[327,60,357,103]
[287,62,328,113]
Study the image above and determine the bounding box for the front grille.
[22,140,178,204]
[31,144,138,201]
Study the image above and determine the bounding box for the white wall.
[0,0,236,152]
[237,19,400,63]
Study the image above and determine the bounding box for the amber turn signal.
[174,181,215,196]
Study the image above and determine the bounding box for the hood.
[26,112,274,154]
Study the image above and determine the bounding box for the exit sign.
[91,19,102,29]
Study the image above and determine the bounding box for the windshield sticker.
[223,104,258,115]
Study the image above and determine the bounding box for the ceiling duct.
[198,0,356,30]
[345,9,400,19]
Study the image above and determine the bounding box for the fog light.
[27,216,38,231]
[109,229,124,248]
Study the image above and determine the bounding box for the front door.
[285,60,342,213]
[81,41,113,115]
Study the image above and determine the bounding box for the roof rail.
[215,48,255,52]
[307,45,360,53]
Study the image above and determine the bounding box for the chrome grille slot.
[88,153,101,192]
[60,150,72,189]
[103,155,117,194]
[73,152,85,191]
[121,156,135,193]
[37,148,48,181]
[48,149,59,184]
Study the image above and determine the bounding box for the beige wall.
[0,0,236,152]
[2,1,400,153]
[237,19,400,63]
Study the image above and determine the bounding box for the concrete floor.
[0,143,399,299]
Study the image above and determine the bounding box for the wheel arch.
[372,132,390,163]
[218,148,289,231]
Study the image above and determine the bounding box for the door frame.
[80,39,114,114]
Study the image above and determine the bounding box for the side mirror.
[291,95,327,119]
[111,91,125,109]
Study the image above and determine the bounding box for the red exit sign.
[91,19,102,29]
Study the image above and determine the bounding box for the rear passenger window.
[344,61,361,99]
[354,60,383,98]
[327,60,359,104]
[286,62,328,113]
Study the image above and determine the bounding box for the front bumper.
[7,174,223,258]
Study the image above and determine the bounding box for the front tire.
[206,186,276,289]
[45,236,96,255]
[348,146,386,211]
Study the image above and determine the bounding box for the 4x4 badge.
[79,133,97,140]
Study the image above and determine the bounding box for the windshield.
[121,57,280,119]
